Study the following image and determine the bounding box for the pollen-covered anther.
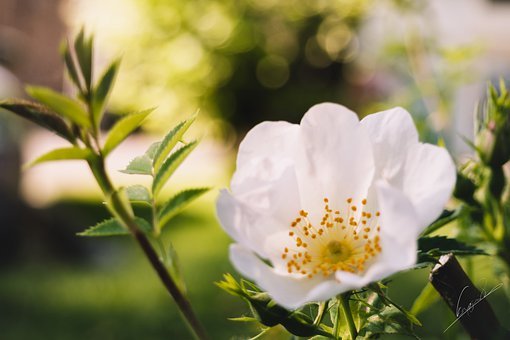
[281,197,382,279]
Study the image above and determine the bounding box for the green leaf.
[63,43,83,91]
[74,28,93,90]
[26,86,90,128]
[77,217,152,236]
[228,316,259,323]
[453,173,478,206]
[421,208,462,236]
[158,188,209,232]
[217,274,331,338]
[26,147,92,168]
[0,99,74,142]
[102,108,154,156]
[152,141,198,196]
[358,305,419,339]
[418,236,487,261]
[356,290,419,339]
[153,114,196,172]
[92,58,120,124]
[145,142,161,160]
[125,185,151,203]
[167,242,186,293]
[367,283,422,327]
[410,283,439,316]
[120,154,153,175]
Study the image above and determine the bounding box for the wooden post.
[430,253,509,340]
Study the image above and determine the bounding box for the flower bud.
[475,82,510,167]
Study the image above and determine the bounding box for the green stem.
[340,293,357,340]
[314,300,328,326]
[333,299,342,339]
[87,157,208,340]
[155,236,168,264]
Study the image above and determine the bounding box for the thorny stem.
[340,293,358,340]
[87,156,208,340]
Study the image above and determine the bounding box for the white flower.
[217,103,456,310]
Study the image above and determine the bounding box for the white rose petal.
[217,103,456,309]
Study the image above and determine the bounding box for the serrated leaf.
[120,154,153,175]
[26,147,92,168]
[410,282,439,316]
[77,217,152,236]
[125,185,151,203]
[92,59,120,124]
[158,188,209,232]
[418,236,487,259]
[145,142,161,160]
[26,86,90,128]
[0,99,74,142]
[153,115,196,172]
[152,141,197,196]
[102,108,154,156]
[74,28,93,90]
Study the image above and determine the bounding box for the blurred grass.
[1,198,510,339]
[0,199,258,340]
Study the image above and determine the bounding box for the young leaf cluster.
[453,80,510,268]
[0,28,122,163]
[80,114,209,237]
[355,289,419,339]
[0,29,210,340]
[217,274,422,339]
[0,29,208,239]
[217,274,332,338]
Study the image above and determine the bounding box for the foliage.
[0,29,209,340]
[73,0,372,131]
[453,80,510,268]
[416,235,486,265]
[218,274,424,339]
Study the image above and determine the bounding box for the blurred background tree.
[68,0,371,133]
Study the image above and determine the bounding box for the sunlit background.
[1,0,510,338]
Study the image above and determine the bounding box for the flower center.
[281,197,382,279]
[324,240,351,263]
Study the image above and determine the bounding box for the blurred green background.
[1,0,510,339]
